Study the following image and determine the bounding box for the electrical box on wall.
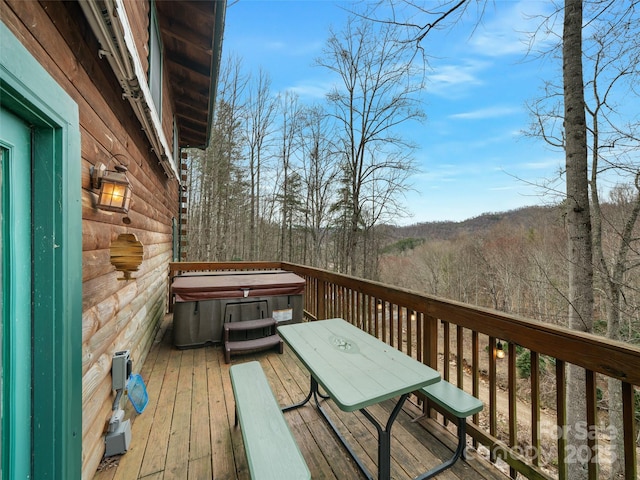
[112,350,131,391]
[105,350,133,456]
[105,410,131,456]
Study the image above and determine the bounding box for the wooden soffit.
[156,0,226,149]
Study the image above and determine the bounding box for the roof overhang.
[79,0,226,179]
[156,0,226,150]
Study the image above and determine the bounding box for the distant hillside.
[384,205,562,243]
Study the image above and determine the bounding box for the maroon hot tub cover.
[172,271,305,302]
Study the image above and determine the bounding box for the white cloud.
[449,106,520,120]
[469,1,560,58]
[426,60,489,98]
[264,40,287,51]
[519,158,562,170]
[287,81,330,99]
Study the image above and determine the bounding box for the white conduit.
[78,0,178,179]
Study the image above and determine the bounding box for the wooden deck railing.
[168,261,639,480]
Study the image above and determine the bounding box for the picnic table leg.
[314,392,374,480]
[361,393,409,480]
[414,416,466,480]
[283,375,332,413]
[282,378,315,412]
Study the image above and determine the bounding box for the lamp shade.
[96,165,132,213]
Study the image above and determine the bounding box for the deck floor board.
[93,315,508,480]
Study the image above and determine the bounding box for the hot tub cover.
[172,271,305,302]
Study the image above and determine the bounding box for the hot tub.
[171,270,305,349]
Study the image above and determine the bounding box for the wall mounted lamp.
[91,162,133,213]
[496,340,506,359]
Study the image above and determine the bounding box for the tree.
[185,56,247,261]
[583,8,640,474]
[298,105,339,267]
[317,14,424,276]
[243,68,277,260]
[275,91,303,261]
[562,3,594,478]
[528,2,640,475]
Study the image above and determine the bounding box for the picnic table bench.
[414,379,484,479]
[229,361,310,480]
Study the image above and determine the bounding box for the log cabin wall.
[1,1,181,478]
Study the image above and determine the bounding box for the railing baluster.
[407,309,414,359]
[489,335,497,462]
[416,311,422,362]
[586,370,598,480]
[508,343,517,479]
[375,298,381,339]
[317,278,324,320]
[424,314,437,370]
[359,291,363,331]
[456,325,463,387]
[362,295,371,334]
[332,283,337,318]
[398,305,404,352]
[622,381,637,479]
[531,351,540,467]
[352,289,357,328]
[384,301,390,344]
[556,359,567,480]
[443,321,450,383]
[472,330,480,451]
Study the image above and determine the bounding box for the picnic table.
[278,318,441,480]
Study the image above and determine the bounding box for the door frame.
[1,20,82,479]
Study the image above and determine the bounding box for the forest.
[381,204,639,346]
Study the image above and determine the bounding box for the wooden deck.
[93,315,508,480]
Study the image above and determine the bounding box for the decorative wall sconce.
[496,340,506,359]
[91,162,133,213]
[110,233,144,280]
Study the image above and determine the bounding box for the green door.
[1,106,32,479]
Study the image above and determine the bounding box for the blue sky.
[223,0,565,224]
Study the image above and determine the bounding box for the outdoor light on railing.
[377,300,383,311]
[91,161,133,213]
[496,340,506,359]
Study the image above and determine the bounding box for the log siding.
[1,1,222,478]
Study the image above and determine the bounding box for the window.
[149,1,162,115]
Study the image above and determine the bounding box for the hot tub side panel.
[172,293,303,349]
